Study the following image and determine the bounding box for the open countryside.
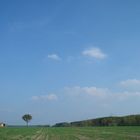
[1,115,140,139]
[1,0,140,140]
[1,127,140,140]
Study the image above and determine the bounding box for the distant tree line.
[53,114,140,127]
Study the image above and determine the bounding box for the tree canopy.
[22,114,32,127]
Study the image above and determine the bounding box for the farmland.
[0,127,140,140]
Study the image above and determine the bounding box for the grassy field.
[0,126,140,140]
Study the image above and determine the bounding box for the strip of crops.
[0,126,140,140]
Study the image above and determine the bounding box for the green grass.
[0,126,140,140]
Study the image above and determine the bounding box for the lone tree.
[22,114,32,127]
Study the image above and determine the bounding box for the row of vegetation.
[20,114,140,127]
[53,114,140,127]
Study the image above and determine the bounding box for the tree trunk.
[26,122,28,127]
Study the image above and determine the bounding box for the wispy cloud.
[117,91,140,101]
[120,79,140,87]
[31,94,58,102]
[120,79,140,91]
[64,85,140,101]
[82,47,107,59]
[48,54,61,61]
[64,86,109,98]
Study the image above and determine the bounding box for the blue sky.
[1,0,140,125]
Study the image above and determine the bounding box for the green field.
[0,127,140,140]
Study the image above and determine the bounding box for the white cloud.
[82,47,107,59]
[64,86,140,101]
[46,94,58,100]
[117,91,140,101]
[31,94,58,101]
[120,79,140,91]
[120,79,140,87]
[48,54,61,61]
[64,86,110,98]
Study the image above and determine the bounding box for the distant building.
[0,123,6,127]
